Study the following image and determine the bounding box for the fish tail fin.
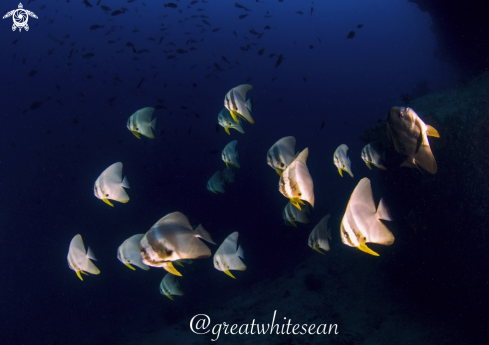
[377,198,392,221]
[246,97,253,113]
[237,244,245,259]
[426,125,439,138]
[195,224,216,244]
[122,176,130,189]
[151,117,157,131]
[86,247,97,261]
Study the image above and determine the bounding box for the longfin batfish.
[117,234,150,271]
[361,142,386,170]
[67,234,100,281]
[222,140,240,169]
[159,273,184,300]
[217,108,245,135]
[333,144,353,178]
[340,178,394,256]
[139,212,216,275]
[127,107,157,139]
[224,84,254,124]
[94,162,130,206]
[267,136,296,175]
[308,214,332,254]
[386,107,439,174]
[213,232,246,279]
[207,171,225,193]
[283,201,310,227]
[279,148,315,210]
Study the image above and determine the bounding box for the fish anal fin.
[426,125,440,138]
[131,131,141,139]
[102,198,114,207]
[125,263,136,271]
[76,271,84,281]
[357,243,379,256]
[366,162,372,170]
[163,262,182,276]
[290,219,297,227]
[313,247,325,255]
[225,127,230,135]
[230,111,239,123]
[224,269,236,279]
[290,199,302,210]
[275,169,282,176]
[166,293,174,301]
[338,168,343,177]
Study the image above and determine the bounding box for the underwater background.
[1,0,488,344]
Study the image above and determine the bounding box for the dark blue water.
[2,0,486,344]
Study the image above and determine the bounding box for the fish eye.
[105,194,109,197]
[136,127,139,130]
[280,163,284,167]
[298,193,302,196]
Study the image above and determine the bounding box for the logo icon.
[3,3,37,32]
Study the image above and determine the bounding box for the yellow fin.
[290,198,302,210]
[366,162,372,170]
[338,168,343,177]
[230,111,239,123]
[166,293,174,301]
[313,247,325,255]
[275,169,282,176]
[81,271,89,275]
[102,198,114,207]
[163,262,182,276]
[347,170,354,178]
[131,131,141,139]
[125,263,136,271]
[426,125,440,138]
[357,243,379,256]
[224,269,236,279]
[290,219,297,227]
[76,270,83,281]
[225,127,230,135]
[211,189,217,194]
[174,261,184,267]
[225,162,230,169]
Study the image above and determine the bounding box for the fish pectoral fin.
[102,198,114,207]
[313,247,325,255]
[211,190,217,194]
[225,162,230,169]
[426,125,440,138]
[163,262,183,276]
[174,261,184,267]
[166,293,174,301]
[366,162,372,170]
[275,169,282,176]
[290,219,297,227]
[224,269,236,279]
[225,127,231,135]
[125,263,136,271]
[131,131,141,139]
[230,111,239,123]
[81,271,89,275]
[338,168,343,177]
[76,271,84,281]
[357,243,379,256]
[347,170,354,178]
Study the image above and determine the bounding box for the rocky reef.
[360,71,489,341]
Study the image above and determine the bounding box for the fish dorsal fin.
[86,247,97,261]
[135,107,154,123]
[294,147,309,164]
[426,125,439,138]
[233,84,253,101]
[155,212,193,231]
[194,224,216,245]
[101,162,123,180]
[227,140,238,153]
[70,234,86,256]
[377,198,392,221]
[350,178,376,214]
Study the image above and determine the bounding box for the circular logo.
[13,9,27,27]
